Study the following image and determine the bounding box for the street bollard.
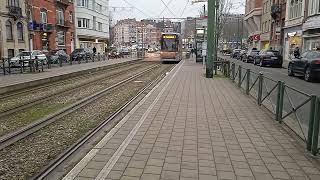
[307,95,317,151]
[311,97,320,156]
[257,73,264,106]
[246,69,250,95]
[238,66,242,88]
[276,82,285,123]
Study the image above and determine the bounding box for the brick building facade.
[26,0,75,54]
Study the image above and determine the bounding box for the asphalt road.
[219,55,320,140]
[220,55,320,96]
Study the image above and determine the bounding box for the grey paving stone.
[163,163,181,172]
[123,168,143,177]
[161,170,180,180]
[106,170,123,179]
[217,171,236,180]
[144,165,162,175]
[147,158,165,167]
[78,168,100,178]
[140,174,160,180]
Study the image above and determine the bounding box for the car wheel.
[304,66,312,82]
[288,64,294,76]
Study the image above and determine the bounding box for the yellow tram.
[160,33,182,62]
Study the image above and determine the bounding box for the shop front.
[283,27,302,62]
[303,16,320,51]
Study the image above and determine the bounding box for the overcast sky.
[109,0,245,21]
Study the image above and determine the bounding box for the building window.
[289,0,302,19]
[56,31,65,45]
[7,0,19,7]
[6,20,13,40]
[8,49,14,58]
[77,18,89,28]
[69,12,73,23]
[56,8,64,25]
[98,22,102,31]
[17,22,24,41]
[308,0,320,15]
[96,4,102,13]
[77,0,88,7]
[40,10,47,24]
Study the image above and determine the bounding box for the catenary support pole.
[206,0,216,78]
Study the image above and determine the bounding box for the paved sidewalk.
[63,60,320,180]
[0,58,138,88]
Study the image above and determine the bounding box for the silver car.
[8,51,47,67]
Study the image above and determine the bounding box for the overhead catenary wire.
[158,0,174,17]
[159,0,176,18]
[180,0,190,17]
[122,0,153,18]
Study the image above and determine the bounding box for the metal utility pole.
[206,0,216,78]
[237,17,240,49]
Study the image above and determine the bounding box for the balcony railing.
[55,0,71,7]
[7,6,22,19]
[56,20,71,28]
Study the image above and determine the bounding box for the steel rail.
[32,64,174,180]
[0,60,141,100]
[0,64,161,150]
[0,62,151,118]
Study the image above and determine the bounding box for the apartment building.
[75,0,109,53]
[27,0,75,54]
[283,0,305,61]
[260,0,272,49]
[0,0,29,58]
[303,0,320,51]
[113,19,137,47]
[244,0,263,49]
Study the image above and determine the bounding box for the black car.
[71,48,93,61]
[231,49,241,58]
[288,51,320,82]
[254,50,283,68]
[243,49,260,63]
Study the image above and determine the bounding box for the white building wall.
[75,0,109,51]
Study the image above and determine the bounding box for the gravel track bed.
[0,64,174,180]
[0,62,159,137]
[0,61,149,113]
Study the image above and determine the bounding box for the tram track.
[34,64,174,180]
[0,60,144,114]
[0,63,175,180]
[0,64,161,150]
[0,62,154,118]
[0,60,141,100]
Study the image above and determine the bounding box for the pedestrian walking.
[93,47,97,54]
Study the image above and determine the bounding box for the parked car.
[47,50,69,64]
[71,48,93,61]
[254,49,283,67]
[9,50,47,67]
[243,48,260,63]
[288,51,320,82]
[148,48,156,53]
[231,49,241,58]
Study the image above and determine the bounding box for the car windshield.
[266,51,279,56]
[18,52,31,56]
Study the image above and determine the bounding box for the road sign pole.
[206,0,215,78]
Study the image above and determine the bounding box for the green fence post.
[246,69,250,95]
[277,82,285,124]
[311,97,320,156]
[276,81,281,121]
[227,62,230,78]
[232,63,235,82]
[307,95,317,151]
[257,73,263,106]
[238,66,242,88]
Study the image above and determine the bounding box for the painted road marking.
[95,61,184,180]
[62,61,183,180]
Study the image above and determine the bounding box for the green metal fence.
[220,60,320,156]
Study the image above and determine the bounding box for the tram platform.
[0,58,140,94]
[63,59,320,180]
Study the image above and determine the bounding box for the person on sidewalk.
[294,47,300,58]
